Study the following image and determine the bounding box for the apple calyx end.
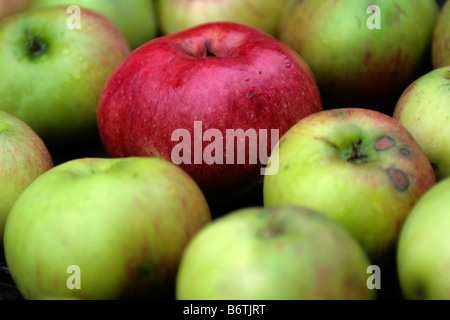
[25,35,48,58]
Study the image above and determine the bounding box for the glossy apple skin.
[97,22,323,195]
[263,108,436,261]
[432,0,450,68]
[397,177,450,300]
[278,0,439,111]
[0,6,130,145]
[0,111,53,243]
[157,0,291,37]
[176,206,375,300]
[393,66,450,181]
[3,157,211,300]
[32,0,158,49]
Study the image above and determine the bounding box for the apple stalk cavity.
[25,35,47,57]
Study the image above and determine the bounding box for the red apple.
[97,22,323,196]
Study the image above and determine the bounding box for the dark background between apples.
[0,0,448,301]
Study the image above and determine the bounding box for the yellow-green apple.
[0,111,53,244]
[0,0,32,19]
[3,157,211,300]
[393,66,450,181]
[0,6,130,146]
[176,206,375,300]
[31,0,158,49]
[278,0,439,111]
[156,0,292,37]
[263,108,436,261]
[397,177,450,299]
[97,22,323,197]
[432,0,450,68]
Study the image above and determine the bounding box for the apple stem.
[347,140,368,163]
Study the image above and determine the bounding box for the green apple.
[0,111,53,244]
[31,0,158,49]
[393,66,450,181]
[156,0,291,37]
[263,108,436,261]
[278,0,439,111]
[397,177,450,299]
[432,0,450,68]
[3,157,211,300]
[0,0,32,19]
[0,6,130,145]
[176,206,375,300]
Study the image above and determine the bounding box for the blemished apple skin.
[0,6,130,145]
[278,0,439,111]
[393,66,450,181]
[397,177,450,300]
[0,110,53,244]
[263,108,436,261]
[3,157,212,300]
[432,0,450,68]
[97,22,323,195]
[32,0,158,50]
[176,206,376,300]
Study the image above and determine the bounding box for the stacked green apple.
[397,177,450,300]
[432,0,450,68]
[3,157,212,300]
[277,0,439,111]
[156,0,291,37]
[0,111,53,246]
[0,5,130,146]
[263,108,436,262]
[176,206,376,300]
[393,66,450,181]
[31,0,158,49]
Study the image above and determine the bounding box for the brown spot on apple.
[445,70,450,80]
[375,136,396,151]
[387,168,410,191]
[400,148,411,157]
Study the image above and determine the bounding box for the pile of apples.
[0,0,449,301]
